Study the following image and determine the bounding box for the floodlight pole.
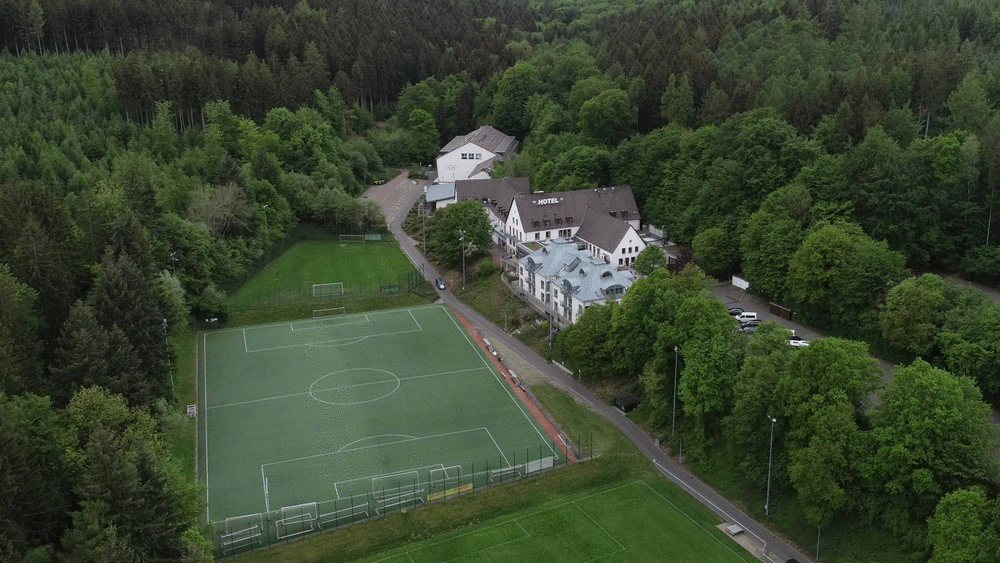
[766,415,777,516]
[671,345,679,436]
[169,252,177,274]
[262,204,269,234]
[459,229,466,291]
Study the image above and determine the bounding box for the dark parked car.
[728,307,744,316]
[740,319,762,329]
[435,277,446,290]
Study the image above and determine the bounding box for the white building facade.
[518,239,636,326]
[436,126,518,184]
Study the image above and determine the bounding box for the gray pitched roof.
[454,177,530,221]
[574,206,632,253]
[521,239,635,303]
[440,125,518,156]
[514,186,638,234]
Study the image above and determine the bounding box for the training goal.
[313,282,344,297]
[313,307,346,318]
[275,503,318,539]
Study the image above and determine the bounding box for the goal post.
[312,282,344,297]
[313,307,346,318]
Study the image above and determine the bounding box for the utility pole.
[671,346,679,436]
[766,416,777,516]
[262,204,269,234]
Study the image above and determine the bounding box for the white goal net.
[313,282,344,297]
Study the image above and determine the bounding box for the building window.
[621,248,626,254]
[476,153,482,159]
[619,258,623,265]
[546,231,551,238]
[535,232,540,240]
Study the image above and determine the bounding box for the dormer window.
[610,211,616,217]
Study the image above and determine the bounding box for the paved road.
[368,172,813,563]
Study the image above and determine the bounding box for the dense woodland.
[5,0,1000,561]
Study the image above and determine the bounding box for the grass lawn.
[227,240,418,311]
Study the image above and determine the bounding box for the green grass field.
[227,240,418,311]
[199,305,564,556]
[352,481,755,563]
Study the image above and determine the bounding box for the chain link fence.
[210,436,590,559]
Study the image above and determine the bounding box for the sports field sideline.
[197,304,566,549]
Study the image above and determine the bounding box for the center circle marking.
[308,368,400,405]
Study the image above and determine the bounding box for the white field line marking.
[652,462,775,562]
[205,305,443,337]
[203,333,211,521]
[387,519,531,563]
[408,309,421,330]
[207,367,487,410]
[290,317,365,331]
[484,427,511,469]
[262,427,493,468]
[243,328,248,353]
[440,307,557,456]
[337,434,418,452]
[247,326,422,353]
[638,480,749,561]
[391,488,661,563]
[572,501,626,556]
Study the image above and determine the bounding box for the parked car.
[740,320,762,330]
[739,324,759,333]
[728,307,745,316]
[374,179,386,185]
[788,335,810,347]
[735,311,758,323]
[435,277,446,290]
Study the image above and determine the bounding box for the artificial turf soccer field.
[198,304,563,541]
[352,481,756,563]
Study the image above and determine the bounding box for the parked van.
[735,312,758,323]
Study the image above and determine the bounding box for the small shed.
[614,393,639,413]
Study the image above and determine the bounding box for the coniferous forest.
[6,0,1000,561]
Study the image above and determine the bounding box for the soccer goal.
[312,282,344,297]
[275,502,317,539]
[221,514,264,555]
[339,234,365,243]
[372,471,425,515]
[313,307,346,318]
